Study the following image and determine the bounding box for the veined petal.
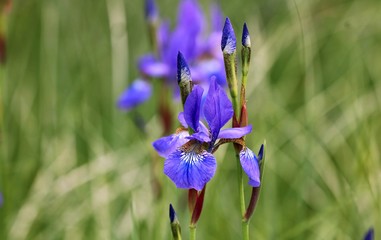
[217,125,252,139]
[184,85,204,132]
[164,143,216,191]
[204,78,233,141]
[240,147,260,187]
[139,55,169,78]
[153,131,189,158]
[117,79,152,110]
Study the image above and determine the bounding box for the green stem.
[190,225,196,240]
[223,52,240,115]
[235,152,248,240]
[242,220,249,240]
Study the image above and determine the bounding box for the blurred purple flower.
[153,79,255,190]
[0,192,3,207]
[118,0,226,111]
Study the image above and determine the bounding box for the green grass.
[1,0,380,239]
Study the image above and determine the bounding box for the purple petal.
[203,78,233,141]
[191,59,226,87]
[184,85,204,132]
[178,112,188,128]
[211,3,223,32]
[152,131,189,158]
[177,0,204,36]
[187,131,211,142]
[139,55,170,78]
[217,125,252,139]
[117,79,152,110]
[240,147,260,187]
[164,144,217,190]
[158,20,170,54]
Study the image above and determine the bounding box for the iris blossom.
[153,79,260,190]
[118,0,226,111]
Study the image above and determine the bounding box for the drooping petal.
[217,125,252,139]
[139,55,170,78]
[184,85,204,132]
[203,78,233,141]
[164,143,216,191]
[152,131,189,158]
[117,79,152,110]
[240,147,260,187]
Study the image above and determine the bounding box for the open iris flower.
[153,79,260,190]
[118,0,226,111]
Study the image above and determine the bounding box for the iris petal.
[204,78,233,141]
[164,145,217,191]
[184,85,203,132]
[152,131,189,158]
[240,147,260,187]
[217,125,252,139]
[139,55,169,78]
[117,79,152,110]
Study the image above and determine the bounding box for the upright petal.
[240,147,260,187]
[164,142,216,191]
[117,79,152,110]
[153,131,189,158]
[203,78,233,141]
[177,0,204,36]
[211,3,223,32]
[184,85,204,132]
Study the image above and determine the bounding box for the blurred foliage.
[1,0,380,239]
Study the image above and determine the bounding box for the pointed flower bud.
[177,52,193,105]
[241,23,251,48]
[364,228,374,240]
[169,204,182,240]
[221,18,236,54]
[145,0,158,22]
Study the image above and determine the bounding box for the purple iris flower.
[153,79,259,190]
[118,0,226,110]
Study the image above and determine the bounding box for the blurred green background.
[1,0,380,239]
